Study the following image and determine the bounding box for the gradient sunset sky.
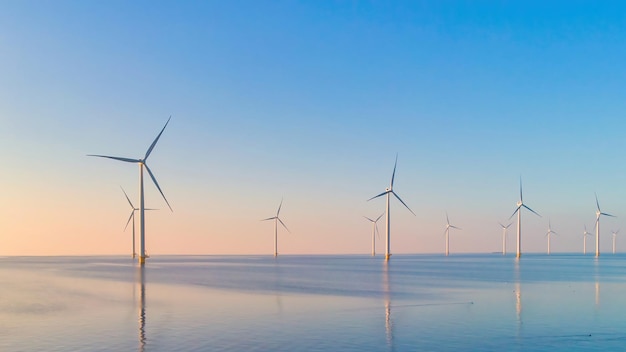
[2,1,626,255]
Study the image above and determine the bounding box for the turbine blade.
[509,206,521,220]
[88,155,140,163]
[519,177,523,202]
[375,224,380,239]
[120,186,134,209]
[601,212,616,218]
[277,198,283,217]
[446,212,450,225]
[498,222,505,228]
[506,223,512,229]
[124,211,134,231]
[595,193,600,211]
[392,191,416,216]
[367,191,389,202]
[376,213,384,222]
[144,164,173,212]
[278,218,290,233]
[450,225,461,230]
[522,204,541,217]
[144,208,159,211]
[144,116,171,160]
[390,153,398,188]
[261,217,276,221]
[364,216,375,222]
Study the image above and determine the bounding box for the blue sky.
[2,1,626,255]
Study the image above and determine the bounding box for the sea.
[1,254,626,351]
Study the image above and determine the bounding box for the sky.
[2,1,626,256]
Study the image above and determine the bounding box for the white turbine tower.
[364,214,383,256]
[594,193,615,257]
[583,225,592,255]
[444,212,461,256]
[262,199,290,257]
[368,155,415,261]
[545,220,557,255]
[121,187,157,259]
[509,178,541,258]
[89,117,173,265]
[612,229,620,254]
[499,222,512,255]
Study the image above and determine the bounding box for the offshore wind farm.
[5,1,626,351]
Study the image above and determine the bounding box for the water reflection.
[137,265,146,352]
[513,260,522,338]
[594,259,600,307]
[382,262,394,351]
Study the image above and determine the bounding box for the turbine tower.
[583,225,592,255]
[594,194,615,257]
[444,212,461,256]
[121,187,157,259]
[89,117,173,265]
[612,229,620,254]
[364,213,383,256]
[509,178,540,258]
[499,222,512,255]
[368,154,415,261]
[545,220,557,255]
[262,199,290,257]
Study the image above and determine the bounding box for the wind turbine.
[499,222,512,255]
[583,225,592,255]
[594,193,615,257]
[444,212,461,256]
[89,116,173,265]
[509,178,541,258]
[262,199,290,257]
[368,154,415,261]
[612,229,620,254]
[545,220,557,255]
[364,213,383,256]
[121,187,157,259]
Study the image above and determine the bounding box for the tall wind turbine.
[368,155,415,261]
[499,222,512,255]
[89,117,173,265]
[509,178,541,258]
[583,225,592,255]
[121,187,157,259]
[612,229,620,254]
[262,199,290,257]
[444,212,461,256]
[364,213,383,256]
[594,193,615,257]
[545,220,557,255]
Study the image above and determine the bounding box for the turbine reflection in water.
[382,262,393,351]
[514,259,522,339]
[594,259,600,308]
[137,265,146,352]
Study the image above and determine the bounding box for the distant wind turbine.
[262,199,290,257]
[594,193,615,257]
[364,213,383,256]
[89,117,173,265]
[368,154,415,261]
[121,187,157,259]
[583,225,592,255]
[545,220,557,255]
[499,222,512,255]
[612,229,620,254]
[509,178,541,258]
[444,212,461,256]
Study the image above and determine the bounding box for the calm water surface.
[1,254,626,351]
